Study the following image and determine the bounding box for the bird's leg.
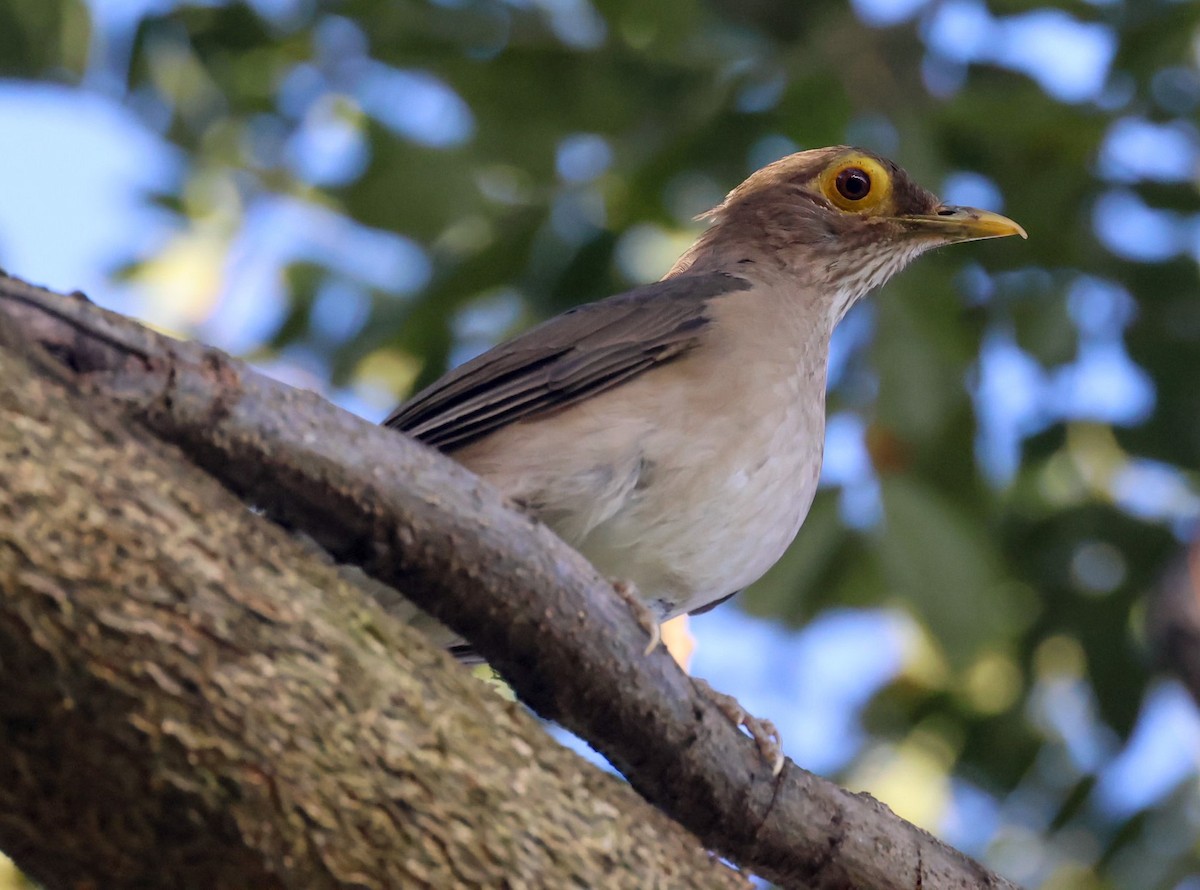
[693,678,785,777]
[610,579,662,656]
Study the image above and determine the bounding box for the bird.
[383,146,1024,756]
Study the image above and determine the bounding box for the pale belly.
[570,403,824,618]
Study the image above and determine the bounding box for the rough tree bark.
[0,273,1019,889]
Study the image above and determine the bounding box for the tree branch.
[0,272,1019,889]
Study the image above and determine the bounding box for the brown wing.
[385,272,751,452]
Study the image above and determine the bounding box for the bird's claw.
[642,621,661,656]
[694,678,785,777]
[611,579,662,655]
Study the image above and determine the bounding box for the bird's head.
[677,146,1025,321]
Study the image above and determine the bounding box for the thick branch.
[0,339,746,889]
[0,273,1019,889]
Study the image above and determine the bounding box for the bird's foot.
[693,678,785,777]
[611,579,662,656]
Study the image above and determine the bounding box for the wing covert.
[384,272,751,451]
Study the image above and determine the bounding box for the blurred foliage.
[4,0,1200,886]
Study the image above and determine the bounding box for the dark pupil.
[836,168,871,200]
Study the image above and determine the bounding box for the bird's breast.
[614,347,824,614]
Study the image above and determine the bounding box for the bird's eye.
[819,155,891,212]
[835,167,872,201]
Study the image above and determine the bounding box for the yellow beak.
[901,205,1028,243]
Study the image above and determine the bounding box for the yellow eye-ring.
[819,155,892,212]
